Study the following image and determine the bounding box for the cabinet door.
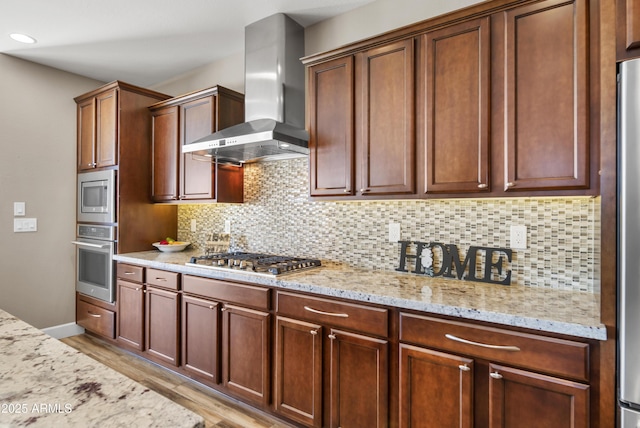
[488,363,589,428]
[145,286,180,366]
[151,106,179,202]
[180,96,215,200]
[329,329,388,428]
[77,98,95,171]
[117,280,145,350]
[617,0,640,60]
[274,316,323,427]
[502,0,589,191]
[420,17,490,194]
[308,56,355,196]
[95,88,118,169]
[222,304,270,406]
[181,295,220,384]
[399,344,473,428]
[358,39,415,195]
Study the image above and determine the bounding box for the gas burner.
[187,252,321,276]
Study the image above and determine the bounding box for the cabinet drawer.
[146,268,179,290]
[77,299,115,339]
[117,263,144,283]
[399,313,589,382]
[276,291,388,337]
[183,275,269,310]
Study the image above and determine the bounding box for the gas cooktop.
[186,251,321,276]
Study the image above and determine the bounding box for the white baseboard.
[41,323,85,339]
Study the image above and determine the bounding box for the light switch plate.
[14,202,25,216]
[14,218,37,232]
[224,220,231,234]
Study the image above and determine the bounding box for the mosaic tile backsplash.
[178,158,600,293]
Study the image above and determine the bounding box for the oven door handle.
[71,241,110,249]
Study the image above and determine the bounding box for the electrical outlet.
[388,223,401,243]
[510,225,527,249]
[190,219,197,232]
[224,220,231,234]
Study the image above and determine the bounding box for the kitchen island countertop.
[0,308,204,428]
[115,250,606,340]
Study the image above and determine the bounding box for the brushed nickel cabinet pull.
[328,334,337,340]
[155,277,167,281]
[135,287,140,291]
[303,306,349,318]
[459,364,471,372]
[87,311,101,318]
[506,182,515,188]
[310,330,318,336]
[209,305,214,309]
[478,183,488,189]
[360,188,370,193]
[124,271,136,275]
[445,334,521,352]
[490,372,503,379]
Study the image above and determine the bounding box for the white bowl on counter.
[152,242,191,252]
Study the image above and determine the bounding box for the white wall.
[0,54,103,328]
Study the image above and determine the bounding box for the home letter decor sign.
[396,241,513,285]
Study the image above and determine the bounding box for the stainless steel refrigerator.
[619,57,640,426]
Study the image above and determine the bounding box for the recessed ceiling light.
[9,33,37,44]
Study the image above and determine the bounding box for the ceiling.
[0,0,373,87]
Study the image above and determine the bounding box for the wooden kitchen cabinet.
[75,81,169,172]
[499,0,590,192]
[182,275,271,406]
[76,293,116,339]
[149,86,245,203]
[399,312,591,427]
[418,17,491,194]
[304,0,598,199]
[357,38,415,196]
[145,284,180,367]
[274,291,389,427]
[307,38,414,198]
[116,279,145,351]
[181,294,220,384]
[617,0,640,60]
[76,88,117,171]
[308,56,355,196]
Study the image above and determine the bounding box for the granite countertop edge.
[114,250,607,341]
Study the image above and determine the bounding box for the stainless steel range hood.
[183,13,309,163]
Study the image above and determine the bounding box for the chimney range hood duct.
[182,13,309,163]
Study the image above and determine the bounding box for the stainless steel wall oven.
[72,224,116,303]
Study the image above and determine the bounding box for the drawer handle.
[459,364,471,372]
[490,372,503,380]
[304,306,349,318]
[155,277,167,281]
[477,183,488,189]
[124,271,136,275]
[445,334,521,352]
[328,334,337,340]
[87,311,101,318]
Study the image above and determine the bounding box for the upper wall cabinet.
[303,0,598,200]
[500,0,590,192]
[418,17,491,194]
[75,82,169,173]
[149,86,245,203]
[617,0,640,60]
[308,39,415,197]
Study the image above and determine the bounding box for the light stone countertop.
[114,249,606,341]
[0,309,204,428]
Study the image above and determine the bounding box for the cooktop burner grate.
[187,251,321,276]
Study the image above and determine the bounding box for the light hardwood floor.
[60,334,294,428]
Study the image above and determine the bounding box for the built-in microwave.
[77,169,116,224]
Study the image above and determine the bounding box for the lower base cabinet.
[274,291,390,427]
[222,304,271,407]
[145,285,180,366]
[181,295,220,384]
[399,313,590,428]
[76,294,116,339]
